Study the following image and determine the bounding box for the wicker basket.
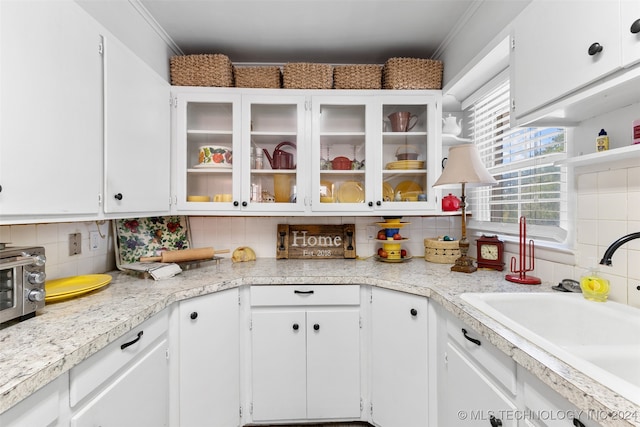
[170,54,233,87]
[234,66,282,88]
[333,64,382,89]
[283,63,333,89]
[424,238,460,264]
[383,57,443,90]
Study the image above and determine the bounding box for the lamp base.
[451,255,477,274]
[505,274,541,285]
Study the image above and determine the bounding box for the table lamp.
[433,144,497,273]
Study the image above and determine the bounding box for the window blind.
[467,79,568,241]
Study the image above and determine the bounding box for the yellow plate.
[187,195,211,202]
[375,255,413,263]
[320,180,334,197]
[337,181,364,203]
[45,274,112,302]
[382,182,394,201]
[395,181,423,198]
[376,222,411,228]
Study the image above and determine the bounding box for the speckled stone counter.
[0,258,638,426]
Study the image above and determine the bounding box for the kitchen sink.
[459,292,640,405]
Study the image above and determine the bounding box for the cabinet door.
[0,1,102,218]
[622,0,640,67]
[512,0,621,119]
[241,94,307,212]
[378,95,439,213]
[174,91,241,211]
[442,342,517,427]
[103,35,170,214]
[71,339,169,427]
[306,309,361,419]
[179,289,240,427]
[251,310,307,421]
[371,288,428,427]
[311,96,374,212]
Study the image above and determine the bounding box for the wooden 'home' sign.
[276,224,356,259]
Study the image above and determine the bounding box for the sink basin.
[460,292,640,405]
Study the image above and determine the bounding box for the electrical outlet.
[366,225,376,240]
[69,233,81,256]
[90,231,100,251]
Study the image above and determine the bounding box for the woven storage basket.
[170,54,233,87]
[424,238,460,264]
[234,66,282,88]
[383,57,443,90]
[333,64,382,89]
[283,63,333,89]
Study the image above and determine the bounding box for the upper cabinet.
[103,36,171,215]
[173,88,442,216]
[511,0,640,126]
[0,1,103,220]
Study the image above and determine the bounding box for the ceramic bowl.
[199,145,232,166]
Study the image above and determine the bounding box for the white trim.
[128,0,183,56]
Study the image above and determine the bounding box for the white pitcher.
[442,114,462,136]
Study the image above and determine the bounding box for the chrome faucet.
[599,232,640,266]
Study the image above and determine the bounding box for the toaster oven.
[0,245,46,326]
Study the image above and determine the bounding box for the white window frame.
[463,71,569,244]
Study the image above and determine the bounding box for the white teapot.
[442,114,462,136]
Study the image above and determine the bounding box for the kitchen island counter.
[0,258,637,426]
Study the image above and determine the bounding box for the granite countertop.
[0,258,638,426]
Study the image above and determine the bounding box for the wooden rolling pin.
[140,247,229,263]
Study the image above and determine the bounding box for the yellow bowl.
[383,242,402,259]
[320,196,335,203]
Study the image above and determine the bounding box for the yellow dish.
[337,181,365,203]
[320,180,334,197]
[45,274,112,302]
[382,182,394,201]
[395,181,423,199]
[187,195,211,202]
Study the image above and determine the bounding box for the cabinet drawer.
[69,309,169,406]
[251,285,360,306]
[447,315,516,395]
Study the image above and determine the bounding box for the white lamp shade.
[433,144,497,188]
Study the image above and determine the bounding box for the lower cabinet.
[177,288,240,427]
[248,285,361,423]
[69,310,170,427]
[370,287,428,427]
[0,374,67,427]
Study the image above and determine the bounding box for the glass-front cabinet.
[175,92,241,212]
[173,89,441,215]
[241,95,307,212]
[311,93,440,213]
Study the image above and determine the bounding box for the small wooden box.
[424,238,460,264]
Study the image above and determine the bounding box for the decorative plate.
[375,255,413,263]
[337,181,364,203]
[382,182,394,201]
[114,216,190,264]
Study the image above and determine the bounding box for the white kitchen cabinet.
[310,93,441,214]
[248,285,361,423]
[0,373,67,427]
[0,0,102,219]
[173,88,442,216]
[103,35,171,214]
[622,1,640,67]
[69,310,169,426]
[177,289,240,427]
[512,0,622,120]
[519,366,599,427]
[370,287,428,427]
[435,307,518,427]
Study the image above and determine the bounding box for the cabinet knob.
[313,324,320,331]
[242,201,247,207]
[376,200,382,206]
[368,201,373,207]
[0,184,2,193]
[588,42,603,56]
[489,415,503,427]
[190,312,198,320]
[410,308,418,316]
[631,18,640,34]
[114,193,123,200]
[292,323,299,331]
[234,201,239,207]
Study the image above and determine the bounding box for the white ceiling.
[140,0,477,64]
